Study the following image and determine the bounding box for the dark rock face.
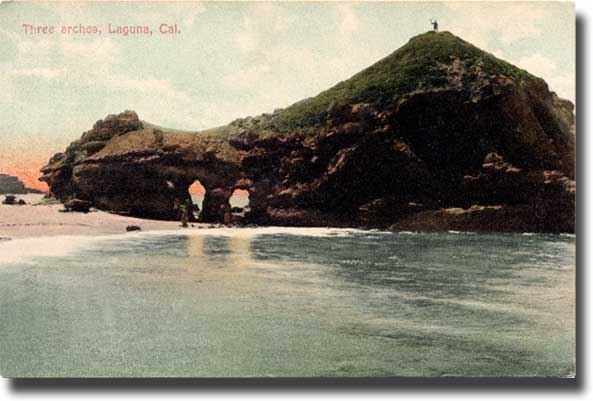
[63,199,91,213]
[1,195,26,205]
[0,174,42,194]
[40,33,575,233]
[2,195,17,205]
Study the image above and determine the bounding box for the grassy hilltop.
[202,31,534,138]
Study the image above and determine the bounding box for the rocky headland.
[0,174,43,195]
[40,32,575,233]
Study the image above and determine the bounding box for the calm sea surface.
[0,228,575,377]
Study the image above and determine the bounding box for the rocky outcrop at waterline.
[40,32,575,233]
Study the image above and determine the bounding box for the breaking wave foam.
[0,226,387,265]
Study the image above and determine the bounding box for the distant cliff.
[0,173,42,194]
[41,32,575,233]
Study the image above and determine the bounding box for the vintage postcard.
[0,0,575,378]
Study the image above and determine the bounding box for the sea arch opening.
[188,179,206,221]
[227,188,250,224]
[230,188,250,210]
[184,177,252,224]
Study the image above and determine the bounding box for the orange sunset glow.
[0,161,48,192]
[1,140,61,193]
[188,181,205,194]
[189,181,248,196]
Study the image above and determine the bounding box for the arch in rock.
[187,180,206,221]
[177,172,238,224]
[225,188,250,224]
[229,189,250,209]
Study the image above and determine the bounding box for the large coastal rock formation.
[0,173,42,194]
[41,32,575,232]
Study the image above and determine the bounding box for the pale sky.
[0,1,575,190]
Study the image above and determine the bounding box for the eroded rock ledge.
[40,82,575,233]
[40,33,576,233]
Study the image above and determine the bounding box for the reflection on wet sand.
[227,235,252,271]
[185,233,204,258]
[183,233,253,273]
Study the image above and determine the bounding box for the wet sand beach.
[0,194,192,239]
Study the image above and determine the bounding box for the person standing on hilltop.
[430,19,439,32]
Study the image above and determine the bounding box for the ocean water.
[0,228,575,378]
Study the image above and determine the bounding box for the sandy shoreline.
[0,194,197,240]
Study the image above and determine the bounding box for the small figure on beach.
[223,203,232,225]
[173,197,191,227]
[430,19,439,32]
[180,202,189,228]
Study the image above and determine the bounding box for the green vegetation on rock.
[212,31,534,137]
